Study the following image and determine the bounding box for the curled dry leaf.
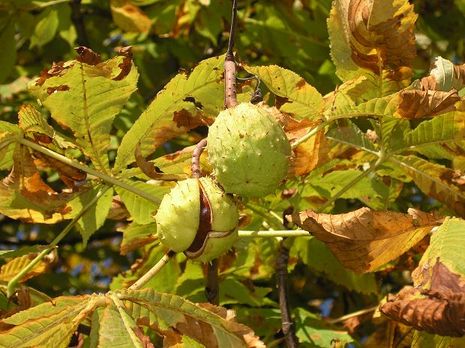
[329,0,417,82]
[420,57,465,91]
[381,286,465,337]
[397,89,461,119]
[288,207,441,273]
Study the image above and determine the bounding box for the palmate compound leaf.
[0,290,263,348]
[288,207,441,273]
[114,55,225,173]
[328,0,417,85]
[243,65,324,120]
[392,155,465,217]
[28,47,139,172]
[381,218,465,342]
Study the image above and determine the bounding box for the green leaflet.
[0,296,90,348]
[418,218,465,276]
[68,185,114,246]
[294,308,357,347]
[118,222,157,255]
[326,121,377,154]
[291,237,378,295]
[114,55,225,172]
[392,111,465,152]
[326,93,401,120]
[29,53,139,172]
[115,180,171,225]
[303,169,390,210]
[30,7,59,48]
[244,65,324,120]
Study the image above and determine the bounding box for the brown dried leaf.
[75,46,101,65]
[420,57,465,91]
[397,89,461,119]
[381,286,465,337]
[329,0,417,82]
[289,207,441,272]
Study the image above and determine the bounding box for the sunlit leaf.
[29,48,139,171]
[67,185,114,245]
[110,0,152,33]
[392,155,465,217]
[289,207,441,273]
[115,180,172,225]
[244,65,324,120]
[0,251,55,282]
[114,55,225,172]
[30,7,59,48]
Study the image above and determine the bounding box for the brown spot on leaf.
[75,46,102,65]
[113,46,133,81]
[296,78,306,89]
[172,109,204,129]
[46,85,70,95]
[183,96,204,109]
[36,62,66,86]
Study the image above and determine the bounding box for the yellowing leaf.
[392,155,465,217]
[289,207,441,272]
[244,65,324,120]
[29,47,139,171]
[0,121,20,170]
[0,251,55,282]
[328,0,417,84]
[111,0,152,33]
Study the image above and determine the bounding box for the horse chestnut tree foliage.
[0,0,465,347]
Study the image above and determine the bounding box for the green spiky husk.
[207,102,291,197]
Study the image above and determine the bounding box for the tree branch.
[205,258,220,305]
[277,239,299,348]
[224,0,238,108]
[70,0,89,47]
[191,138,207,178]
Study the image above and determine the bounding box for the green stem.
[291,121,329,149]
[128,250,176,290]
[18,138,161,205]
[7,186,110,297]
[238,230,309,238]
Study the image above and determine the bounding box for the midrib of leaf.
[110,294,144,348]
[391,156,465,201]
[79,63,108,175]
